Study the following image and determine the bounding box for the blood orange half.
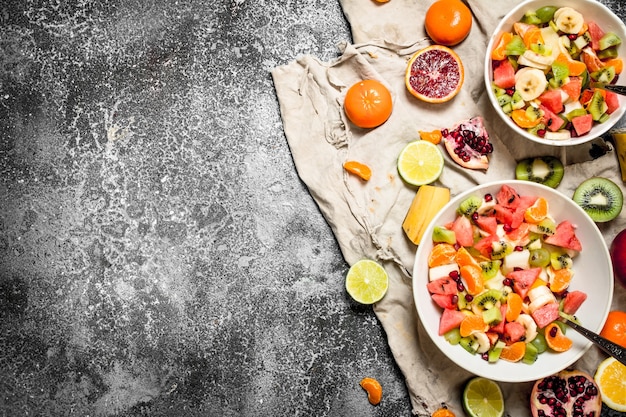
[405,45,464,103]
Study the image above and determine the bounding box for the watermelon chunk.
[451,215,474,247]
[474,215,498,235]
[587,21,606,50]
[531,302,560,329]
[508,267,542,299]
[562,290,588,315]
[473,234,498,258]
[605,91,620,115]
[538,89,564,114]
[562,76,582,102]
[496,184,521,209]
[540,104,566,132]
[439,308,466,335]
[427,277,458,295]
[493,60,516,89]
[503,321,526,343]
[571,114,593,136]
[543,220,582,252]
[431,293,456,309]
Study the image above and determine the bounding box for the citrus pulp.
[594,357,626,412]
[345,259,388,304]
[405,45,464,103]
[462,377,504,417]
[397,140,444,186]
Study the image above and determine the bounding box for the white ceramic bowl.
[484,0,626,146]
[413,180,614,383]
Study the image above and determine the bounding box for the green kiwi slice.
[572,177,623,222]
[515,156,564,188]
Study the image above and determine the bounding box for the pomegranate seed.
[550,326,558,337]
[502,278,513,287]
[484,193,493,202]
[515,245,524,251]
[449,270,460,280]
[465,294,473,302]
[457,282,465,292]
[568,34,578,40]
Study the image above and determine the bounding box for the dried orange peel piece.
[360,377,382,405]
[343,161,372,181]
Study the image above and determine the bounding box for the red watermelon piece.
[496,184,521,209]
[605,91,620,115]
[543,220,582,252]
[504,321,526,343]
[493,204,514,226]
[493,60,516,89]
[538,89,564,114]
[540,104,566,132]
[587,21,606,50]
[473,234,498,258]
[431,293,456,309]
[427,277,458,295]
[506,222,531,245]
[562,76,582,102]
[531,302,560,329]
[474,215,498,235]
[562,290,588,315]
[451,215,474,247]
[439,308,466,335]
[507,267,542,299]
[571,113,593,136]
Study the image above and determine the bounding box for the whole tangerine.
[600,310,626,348]
[425,0,472,46]
[344,79,393,129]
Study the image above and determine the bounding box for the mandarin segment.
[428,243,458,268]
[524,197,549,224]
[360,377,383,405]
[460,264,484,295]
[460,314,488,337]
[499,341,526,362]
[545,322,573,352]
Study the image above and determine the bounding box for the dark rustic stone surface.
[1,1,625,416]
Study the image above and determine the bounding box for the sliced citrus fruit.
[491,32,513,61]
[505,292,523,322]
[424,0,472,46]
[594,357,626,412]
[511,108,541,128]
[456,247,481,268]
[360,377,383,405]
[460,264,484,295]
[549,267,573,293]
[432,407,456,417]
[599,310,626,348]
[462,377,504,417]
[499,341,526,362]
[545,322,573,352]
[343,160,372,181]
[345,259,389,304]
[460,314,488,337]
[397,140,444,186]
[405,45,464,103]
[428,243,458,268]
[524,196,549,223]
[419,129,443,145]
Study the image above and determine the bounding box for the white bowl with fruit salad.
[413,180,613,382]
[485,0,626,146]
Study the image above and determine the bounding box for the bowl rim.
[412,179,614,382]
[484,0,626,147]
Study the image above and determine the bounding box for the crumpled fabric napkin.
[271,0,626,415]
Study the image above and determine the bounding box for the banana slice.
[554,7,584,34]
[515,313,538,342]
[527,285,552,302]
[515,68,548,101]
[528,293,556,314]
[472,332,491,354]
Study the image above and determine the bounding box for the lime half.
[462,377,505,417]
[397,140,444,186]
[345,259,389,304]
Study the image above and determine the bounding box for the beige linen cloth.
[272,0,626,415]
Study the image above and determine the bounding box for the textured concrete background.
[1,1,625,416]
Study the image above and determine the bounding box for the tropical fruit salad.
[426,184,587,364]
[490,5,623,140]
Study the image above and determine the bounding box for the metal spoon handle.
[593,83,626,96]
[561,317,626,367]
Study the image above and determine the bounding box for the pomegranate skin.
[610,228,626,289]
[530,369,602,417]
[441,117,492,171]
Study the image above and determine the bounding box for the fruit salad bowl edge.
[412,180,614,383]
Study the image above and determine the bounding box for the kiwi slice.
[457,195,483,216]
[432,225,457,244]
[482,306,502,326]
[598,32,622,51]
[573,177,624,222]
[530,218,556,235]
[515,156,564,188]
[550,250,573,270]
[490,239,513,260]
[473,289,503,310]
[588,90,608,121]
[480,260,502,280]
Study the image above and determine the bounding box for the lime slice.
[397,140,444,186]
[462,377,505,417]
[345,259,389,304]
